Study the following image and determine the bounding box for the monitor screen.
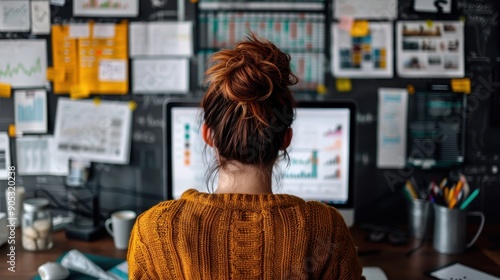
[166,101,356,212]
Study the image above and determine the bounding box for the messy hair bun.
[201,33,297,178]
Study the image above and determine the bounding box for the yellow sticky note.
[407,84,415,95]
[451,78,471,94]
[128,101,137,111]
[350,21,369,37]
[336,79,352,92]
[93,97,101,105]
[46,68,66,82]
[426,19,434,28]
[0,83,12,98]
[70,85,90,99]
[8,125,16,137]
[316,84,327,95]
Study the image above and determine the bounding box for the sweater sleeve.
[127,214,161,280]
[323,208,365,280]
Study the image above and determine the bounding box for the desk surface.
[1,226,499,279]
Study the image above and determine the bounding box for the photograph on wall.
[397,21,464,78]
[332,22,393,78]
[73,0,139,17]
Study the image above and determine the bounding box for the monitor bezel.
[165,99,357,210]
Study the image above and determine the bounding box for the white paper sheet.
[334,0,397,19]
[0,40,47,88]
[31,1,51,34]
[99,59,127,82]
[132,58,189,94]
[0,1,30,31]
[73,0,139,17]
[69,23,90,39]
[50,0,66,6]
[54,98,132,164]
[0,132,11,180]
[332,22,393,78]
[377,88,408,168]
[14,89,48,134]
[397,21,464,78]
[129,22,193,57]
[16,136,69,176]
[430,263,500,280]
[93,23,116,38]
[414,0,452,13]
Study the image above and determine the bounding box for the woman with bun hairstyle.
[128,34,364,279]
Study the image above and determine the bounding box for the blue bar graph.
[17,97,44,122]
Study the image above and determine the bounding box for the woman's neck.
[215,162,273,195]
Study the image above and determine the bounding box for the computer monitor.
[165,100,356,226]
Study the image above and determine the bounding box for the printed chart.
[0,40,47,88]
[74,0,139,17]
[14,89,48,134]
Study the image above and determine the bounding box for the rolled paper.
[61,249,117,280]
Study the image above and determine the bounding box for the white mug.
[105,210,137,250]
[5,186,25,227]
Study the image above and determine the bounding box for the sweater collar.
[180,189,305,210]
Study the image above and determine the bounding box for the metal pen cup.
[408,199,432,239]
[432,204,485,254]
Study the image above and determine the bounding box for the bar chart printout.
[14,89,48,134]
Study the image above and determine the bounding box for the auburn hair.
[201,33,298,182]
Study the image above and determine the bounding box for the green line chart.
[0,40,47,88]
[0,58,43,78]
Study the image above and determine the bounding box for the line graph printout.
[15,89,48,134]
[0,40,47,88]
[132,58,189,94]
[74,0,139,17]
[54,98,133,164]
[0,132,11,180]
[0,0,30,31]
[16,136,69,176]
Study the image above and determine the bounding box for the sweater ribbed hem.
[180,189,306,210]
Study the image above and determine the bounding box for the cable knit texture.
[127,189,364,279]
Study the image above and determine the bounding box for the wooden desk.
[1,226,499,279]
[0,229,126,279]
[352,225,500,279]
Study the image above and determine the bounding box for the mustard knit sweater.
[127,189,364,279]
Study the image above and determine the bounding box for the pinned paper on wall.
[338,16,354,31]
[51,0,66,6]
[377,88,408,168]
[16,136,69,176]
[350,21,369,37]
[132,58,189,94]
[99,59,127,82]
[93,23,116,38]
[451,78,471,94]
[336,78,352,92]
[31,1,51,34]
[130,21,193,57]
[414,0,452,13]
[332,22,393,78]
[54,98,133,164]
[0,40,47,88]
[0,1,30,32]
[0,132,11,180]
[397,21,464,78]
[334,0,397,19]
[74,0,139,17]
[14,89,48,134]
[69,23,90,38]
[52,22,129,94]
[0,83,11,98]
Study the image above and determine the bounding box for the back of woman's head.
[201,33,298,172]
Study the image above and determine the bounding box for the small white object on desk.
[38,262,70,280]
[362,266,388,280]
